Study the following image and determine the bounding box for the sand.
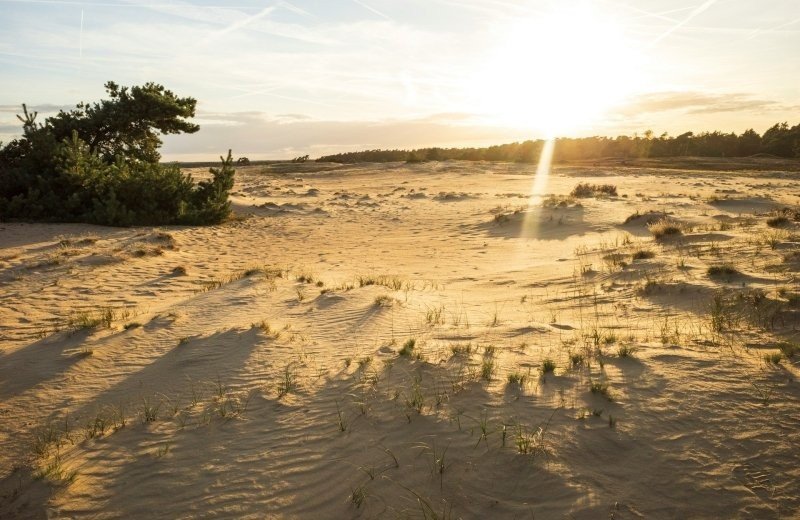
[1,160,799,519]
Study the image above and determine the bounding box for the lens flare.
[520,138,555,238]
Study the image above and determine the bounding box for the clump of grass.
[426,304,446,326]
[542,194,580,208]
[617,344,637,358]
[766,215,790,228]
[277,363,298,398]
[172,266,187,276]
[450,343,472,357]
[32,419,69,458]
[35,455,77,486]
[357,274,405,290]
[123,322,142,330]
[570,183,617,198]
[253,320,281,339]
[141,398,160,423]
[336,401,349,432]
[570,352,585,367]
[764,352,782,364]
[481,359,495,381]
[374,295,395,307]
[541,358,556,374]
[515,425,545,456]
[398,338,416,357]
[507,370,527,387]
[68,307,115,331]
[648,218,683,240]
[405,376,425,414]
[707,264,739,277]
[631,249,655,260]
[295,270,315,283]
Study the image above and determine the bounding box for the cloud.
[0,103,71,113]
[618,91,785,116]
[274,113,313,121]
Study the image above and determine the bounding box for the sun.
[471,5,643,136]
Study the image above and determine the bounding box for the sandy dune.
[1,161,799,519]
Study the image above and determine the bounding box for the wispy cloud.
[618,91,786,116]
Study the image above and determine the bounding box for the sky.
[1,0,799,160]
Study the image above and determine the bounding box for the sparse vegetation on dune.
[3,161,800,519]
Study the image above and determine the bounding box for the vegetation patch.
[631,249,655,260]
[707,264,739,277]
[0,82,235,226]
[570,183,618,198]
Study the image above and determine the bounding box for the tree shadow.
[0,331,93,396]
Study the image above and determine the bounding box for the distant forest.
[316,122,800,164]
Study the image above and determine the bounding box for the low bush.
[570,183,617,198]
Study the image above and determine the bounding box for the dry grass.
[648,218,683,240]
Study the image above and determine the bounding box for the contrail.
[278,0,311,17]
[0,0,271,8]
[648,0,718,48]
[748,16,800,39]
[202,4,276,43]
[351,0,390,20]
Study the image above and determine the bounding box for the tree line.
[316,123,800,164]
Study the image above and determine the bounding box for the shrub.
[766,215,789,228]
[631,249,655,260]
[0,82,235,226]
[570,183,617,198]
[707,264,739,277]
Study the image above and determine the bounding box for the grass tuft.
[398,338,416,357]
[648,218,683,240]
